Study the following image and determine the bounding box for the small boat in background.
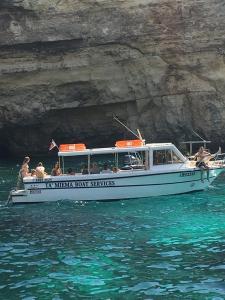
[9,138,225,204]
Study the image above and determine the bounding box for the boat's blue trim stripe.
[25,176,216,191]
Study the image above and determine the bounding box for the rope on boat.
[6,191,12,206]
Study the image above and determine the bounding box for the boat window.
[153,149,183,165]
[117,151,146,170]
[60,150,148,175]
[62,153,118,175]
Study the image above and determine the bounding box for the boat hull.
[10,167,224,204]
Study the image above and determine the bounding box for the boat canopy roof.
[58,146,149,156]
[58,141,177,157]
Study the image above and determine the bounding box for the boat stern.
[9,189,29,204]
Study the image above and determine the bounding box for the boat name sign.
[45,180,116,189]
[180,171,195,177]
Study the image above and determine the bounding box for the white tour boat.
[9,140,224,204]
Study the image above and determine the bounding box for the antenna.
[192,129,205,142]
[192,129,208,149]
[137,129,143,141]
[113,115,142,140]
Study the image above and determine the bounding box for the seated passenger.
[194,146,211,169]
[81,165,88,175]
[31,169,36,177]
[67,168,75,175]
[36,162,46,179]
[194,146,212,181]
[51,162,62,176]
[101,163,112,174]
[153,152,163,165]
[90,163,100,174]
[112,167,119,173]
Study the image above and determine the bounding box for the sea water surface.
[1,158,225,299]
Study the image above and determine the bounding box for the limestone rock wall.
[0,0,225,155]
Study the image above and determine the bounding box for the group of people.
[19,157,47,179]
[20,158,63,178]
[81,163,116,175]
[19,158,117,179]
[17,157,47,188]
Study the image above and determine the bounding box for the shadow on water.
[1,159,225,299]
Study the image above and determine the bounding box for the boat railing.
[187,153,225,168]
[209,153,225,167]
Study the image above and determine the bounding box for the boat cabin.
[57,140,187,175]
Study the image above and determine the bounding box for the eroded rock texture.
[0,0,225,155]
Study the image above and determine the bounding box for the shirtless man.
[194,147,212,181]
[195,147,211,168]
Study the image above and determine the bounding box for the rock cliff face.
[0,0,225,155]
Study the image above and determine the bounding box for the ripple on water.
[49,273,105,286]
[1,169,225,298]
[159,250,182,257]
[9,277,51,290]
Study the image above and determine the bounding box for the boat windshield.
[153,149,183,165]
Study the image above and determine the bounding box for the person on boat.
[36,162,46,179]
[194,146,212,181]
[31,169,36,177]
[20,156,31,178]
[90,162,100,174]
[67,168,75,175]
[101,163,112,174]
[153,151,164,165]
[81,165,88,175]
[112,166,119,173]
[194,147,212,167]
[17,156,31,189]
[51,162,62,176]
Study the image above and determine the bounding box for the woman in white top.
[36,162,45,178]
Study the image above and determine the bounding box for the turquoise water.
[1,159,225,299]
